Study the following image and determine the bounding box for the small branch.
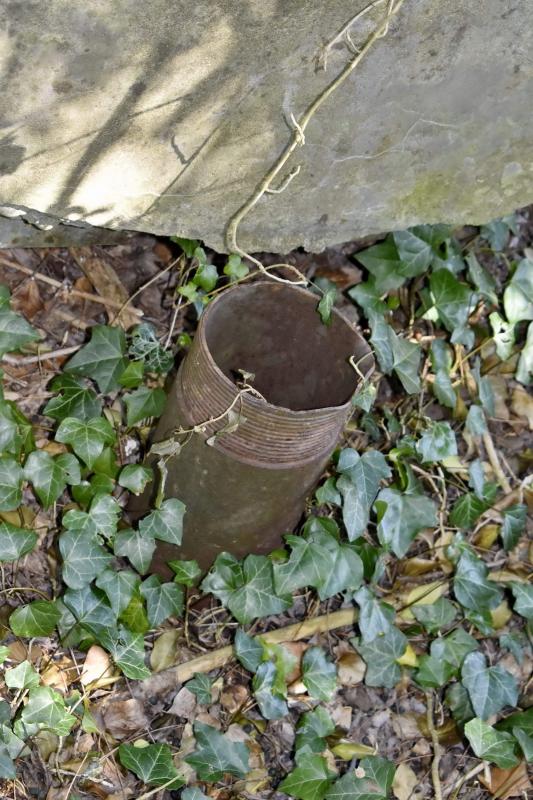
[2,344,81,366]
[446,762,485,800]
[482,429,512,494]
[425,691,443,800]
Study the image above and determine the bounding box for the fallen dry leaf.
[169,686,197,718]
[220,683,249,713]
[480,761,531,799]
[102,697,149,738]
[337,651,366,686]
[393,763,420,800]
[11,279,44,318]
[511,386,533,430]
[81,645,114,687]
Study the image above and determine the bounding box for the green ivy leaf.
[279,754,335,800]
[186,673,214,706]
[18,686,76,738]
[9,600,60,637]
[430,628,478,671]
[0,399,34,456]
[428,269,472,332]
[95,569,139,615]
[516,321,533,385]
[24,450,69,508]
[186,721,250,781]
[55,416,115,468]
[415,655,456,688]
[464,718,519,769]
[390,333,422,394]
[168,558,201,587]
[204,552,290,625]
[337,450,391,541]
[118,743,184,789]
[273,535,334,597]
[445,682,475,728]
[497,709,533,761]
[433,369,456,409]
[182,790,209,800]
[100,625,150,680]
[124,386,166,426]
[412,597,457,634]
[118,464,153,495]
[234,628,263,673]
[317,287,337,325]
[224,253,249,281]
[348,280,387,316]
[353,586,394,643]
[325,756,395,800]
[465,404,487,436]
[461,651,518,720]
[375,488,437,557]
[63,586,116,640]
[59,527,113,589]
[501,504,527,551]
[480,216,517,251]
[0,456,23,511]
[140,575,184,626]
[0,522,37,562]
[416,421,457,463]
[504,258,533,324]
[114,527,156,574]
[466,253,498,306]
[118,360,145,389]
[295,707,335,761]
[5,660,40,690]
[43,375,101,421]
[353,627,407,688]
[510,582,533,620]
[119,590,150,634]
[65,325,128,393]
[138,498,185,546]
[393,227,435,274]
[449,492,487,529]
[355,237,404,293]
[302,647,337,701]
[0,287,39,356]
[90,493,120,539]
[253,661,288,719]
[128,324,174,373]
[454,551,502,612]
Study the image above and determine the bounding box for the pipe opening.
[204,282,368,412]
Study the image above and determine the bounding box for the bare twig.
[446,762,485,799]
[2,344,81,366]
[426,692,443,800]
[482,430,512,494]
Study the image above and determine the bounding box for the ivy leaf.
[461,651,518,720]
[390,334,421,394]
[128,323,174,373]
[480,216,517,251]
[5,661,40,690]
[348,280,388,316]
[100,625,150,680]
[65,325,128,393]
[186,673,214,706]
[0,748,16,780]
[168,558,201,587]
[0,456,23,511]
[118,464,153,495]
[449,492,488,529]
[454,551,502,612]
[353,586,394,643]
[59,528,113,589]
[516,321,533,385]
[18,686,76,738]
[139,498,185,546]
[445,682,475,728]
[273,535,334,596]
[224,253,249,281]
[204,553,290,625]
[302,647,337,701]
[120,589,150,634]
[114,527,156,574]
[253,661,288,719]
[465,404,487,436]
[9,601,60,637]
[337,450,391,541]
[118,743,183,789]
[317,539,364,600]
[501,504,527,551]
[90,493,120,539]
[466,253,498,306]
[318,287,337,325]
[429,628,478,671]
[182,790,209,800]
[279,754,335,800]
[375,488,437,557]
[124,387,166,426]
[295,707,335,761]
[234,628,263,673]
[119,359,145,389]
[186,721,250,781]
[95,569,139,615]
[464,718,519,769]
[504,258,533,324]
[62,509,97,537]
[0,287,39,356]
[393,227,435,274]
[55,416,115,468]
[0,399,34,456]
[63,586,116,640]
[24,450,69,508]
[412,597,457,634]
[353,627,407,688]
[415,655,456,688]
[416,421,457,463]
[428,269,472,332]
[355,237,404,293]
[497,709,533,761]
[0,522,37,562]
[140,575,184,626]
[433,369,456,409]
[43,375,101,421]
[510,582,533,620]
[325,756,395,800]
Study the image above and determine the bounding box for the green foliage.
[0,456,23,510]
[140,575,184,626]
[279,754,335,800]
[128,323,174,373]
[416,421,457,463]
[325,757,394,800]
[0,285,39,356]
[461,651,518,719]
[234,628,263,672]
[186,673,214,706]
[253,661,289,719]
[0,522,37,562]
[186,722,250,781]
[412,597,457,633]
[118,743,184,789]
[301,647,337,701]
[43,375,101,421]
[24,450,80,508]
[464,718,519,769]
[353,627,407,688]
[65,325,128,393]
[168,558,201,586]
[55,416,115,468]
[375,488,437,557]
[453,550,502,612]
[124,386,166,425]
[118,463,153,495]
[9,601,60,637]
[139,498,185,546]
[337,449,391,541]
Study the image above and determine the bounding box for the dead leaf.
[102,697,149,738]
[71,247,139,329]
[329,704,352,731]
[511,386,533,430]
[392,763,420,800]
[220,683,249,713]
[81,645,114,687]
[337,652,366,686]
[474,523,500,549]
[486,375,510,420]
[42,657,76,692]
[480,761,531,799]
[11,279,43,318]
[168,686,196,718]
[151,629,180,672]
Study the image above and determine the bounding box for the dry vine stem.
[226,0,405,284]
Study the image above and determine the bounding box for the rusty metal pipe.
[142,282,373,576]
